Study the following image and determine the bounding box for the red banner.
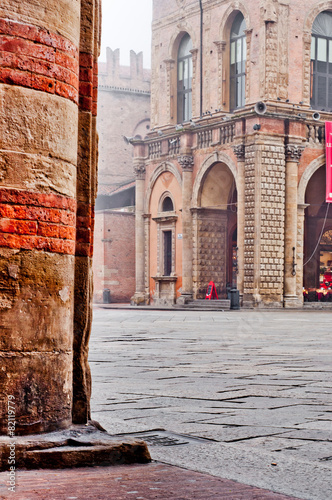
[326,121,332,203]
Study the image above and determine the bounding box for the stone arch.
[168,25,198,60]
[219,1,251,40]
[303,3,332,104]
[192,152,238,208]
[217,3,251,111]
[298,155,325,205]
[304,1,332,33]
[158,191,175,213]
[145,162,182,213]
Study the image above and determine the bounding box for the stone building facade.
[93,50,150,303]
[0,0,100,434]
[132,0,332,308]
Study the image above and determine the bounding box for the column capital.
[233,144,245,160]
[163,58,175,71]
[134,161,146,180]
[285,144,304,162]
[178,155,194,171]
[213,40,227,54]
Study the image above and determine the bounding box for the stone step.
[179,299,231,310]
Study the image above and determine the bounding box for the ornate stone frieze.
[233,144,245,160]
[178,155,194,171]
[134,161,146,179]
[285,144,304,162]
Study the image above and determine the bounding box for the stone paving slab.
[89,309,332,500]
[0,462,302,500]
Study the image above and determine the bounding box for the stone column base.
[131,293,146,306]
[283,295,303,309]
[0,423,151,471]
[176,293,193,305]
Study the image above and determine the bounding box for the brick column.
[0,0,100,434]
[131,161,146,305]
[177,155,194,304]
[284,144,304,308]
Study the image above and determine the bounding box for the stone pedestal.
[0,424,150,471]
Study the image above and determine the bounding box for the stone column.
[131,161,146,305]
[177,155,194,304]
[233,144,245,301]
[296,204,309,301]
[284,144,304,308]
[143,214,151,303]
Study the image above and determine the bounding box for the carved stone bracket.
[178,155,194,171]
[285,144,305,162]
[134,161,146,179]
[233,144,245,160]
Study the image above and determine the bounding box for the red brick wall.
[93,210,135,303]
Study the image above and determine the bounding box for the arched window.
[311,11,332,111]
[177,34,193,123]
[162,196,174,212]
[230,13,246,111]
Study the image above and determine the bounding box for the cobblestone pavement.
[89,308,332,500]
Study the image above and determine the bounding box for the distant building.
[93,49,151,303]
[131,0,332,308]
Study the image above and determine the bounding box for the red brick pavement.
[0,462,302,500]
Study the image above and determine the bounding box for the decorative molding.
[285,144,305,162]
[144,161,182,213]
[233,144,245,160]
[178,155,194,171]
[261,0,277,23]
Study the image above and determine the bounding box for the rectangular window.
[231,41,236,65]
[311,38,316,60]
[163,230,172,276]
[318,37,327,61]
[317,75,327,107]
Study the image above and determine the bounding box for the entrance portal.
[303,166,332,302]
[193,162,237,298]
